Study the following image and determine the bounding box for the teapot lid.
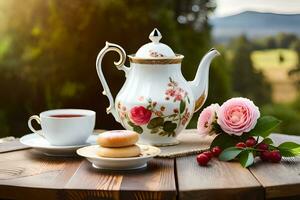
[135,28,176,58]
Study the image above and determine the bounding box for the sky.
[215,0,300,17]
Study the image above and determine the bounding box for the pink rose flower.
[197,104,220,135]
[217,97,260,136]
[130,106,152,125]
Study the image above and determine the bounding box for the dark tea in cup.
[50,114,84,118]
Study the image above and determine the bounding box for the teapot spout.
[189,48,220,112]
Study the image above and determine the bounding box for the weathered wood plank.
[64,160,122,200]
[64,158,176,200]
[0,150,81,199]
[120,158,176,200]
[250,133,300,199]
[176,156,263,200]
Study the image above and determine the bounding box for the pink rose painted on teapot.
[96,28,220,146]
[130,106,152,126]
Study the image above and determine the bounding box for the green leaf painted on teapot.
[180,100,186,113]
[133,126,143,134]
[128,120,143,134]
[167,131,176,137]
[159,131,170,136]
[147,117,164,129]
[128,121,136,128]
[163,121,177,132]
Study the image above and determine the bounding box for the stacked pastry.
[96,130,141,158]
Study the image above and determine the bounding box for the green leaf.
[262,138,273,145]
[147,117,164,129]
[180,100,186,113]
[128,121,143,134]
[210,133,240,149]
[167,131,175,137]
[278,142,300,157]
[163,121,177,132]
[278,149,295,157]
[159,131,168,136]
[239,151,254,168]
[133,126,143,134]
[249,116,281,138]
[128,121,136,127]
[278,142,300,149]
[219,147,243,161]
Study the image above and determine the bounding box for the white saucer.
[77,144,161,170]
[20,132,98,156]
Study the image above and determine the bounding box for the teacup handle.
[28,115,44,138]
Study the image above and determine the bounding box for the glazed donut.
[97,145,141,158]
[97,130,139,147]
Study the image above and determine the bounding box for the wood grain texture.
[250,133,300,199]
[64,160,122,200]
[0,150,81,199]
[64,159,176,200]
[176,156,263,200]
[120,158,176,200]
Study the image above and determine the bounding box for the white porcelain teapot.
[96,28,220,146]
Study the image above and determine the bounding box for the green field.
[251,49,298,70]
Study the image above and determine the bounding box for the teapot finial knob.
[149,28,162,44]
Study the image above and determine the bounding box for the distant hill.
[210,11,300,43]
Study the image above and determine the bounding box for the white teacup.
[28,109,96,146]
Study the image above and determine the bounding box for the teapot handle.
[96,42,130,122]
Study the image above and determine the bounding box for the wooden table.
[0,132,299,200]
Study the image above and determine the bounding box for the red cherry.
[211,146,222,157]
[202,151,213,159]
[236,142,247,148]
[260,151,271,161]
[269,150,282,163]
[257,143,268,151]
[197,154,210,166]
[246,137,256,147]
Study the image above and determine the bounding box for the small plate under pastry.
[76,144,161,170]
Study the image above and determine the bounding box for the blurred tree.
[279,52,285,63]
[254,33,299,50]
[289,39,300,88]
[262,102,300,135]
[265,37,277,49]
[0,0,230,136]
[276,33,298,49]
[229,35,271,106]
